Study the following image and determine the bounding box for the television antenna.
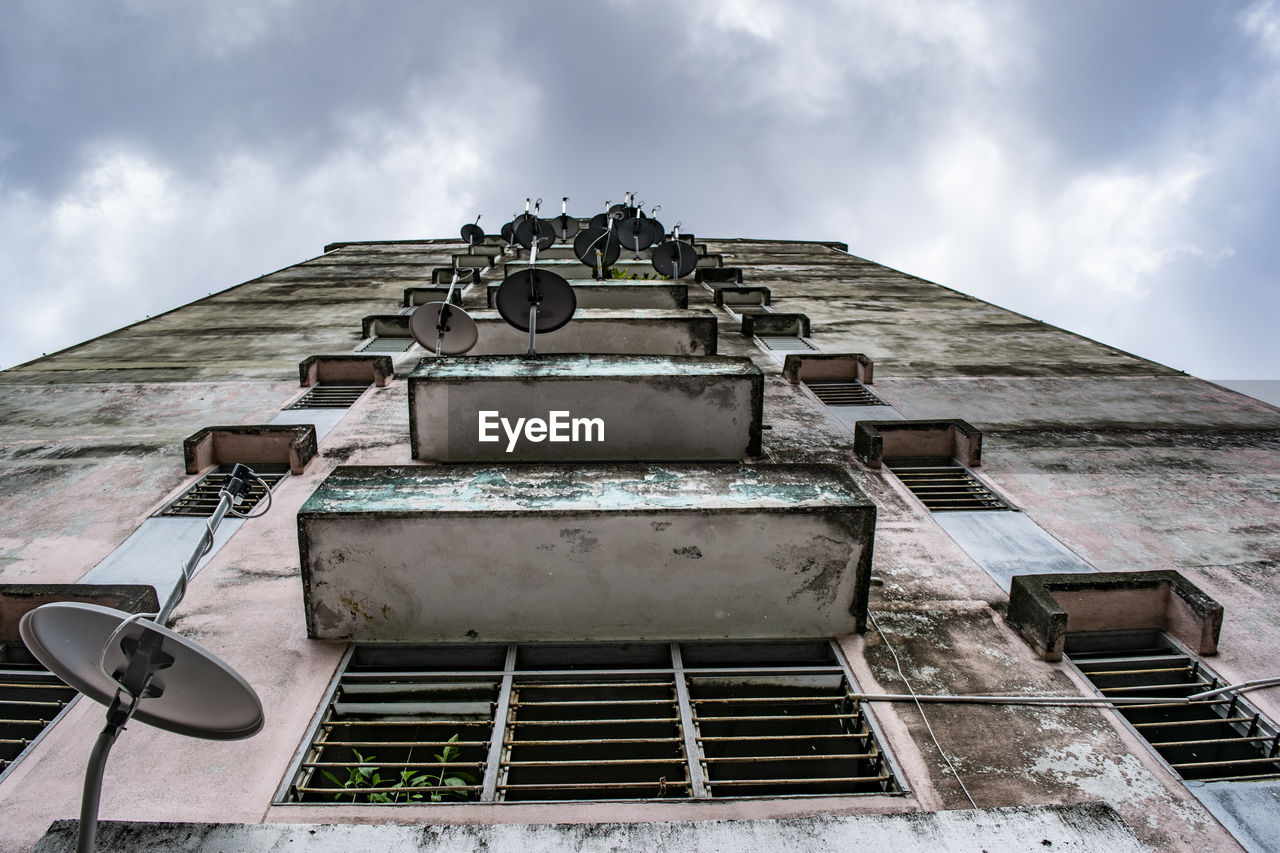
[20,463,268,853]
[460,215,484,253]
[514,198,555,251]
[551,197,579,241]
[496,214,575,356]
[574,214,622,279]
[650,222,698,279]
[410,267,478,356]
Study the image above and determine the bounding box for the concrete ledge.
[714,286,770,306]
[297,355,393,388]
[32,804,1145,852]
[368,310,717,357]
[1,584,159,643]
[742,313,811,338]
[502,259,668,280]
[409,354,763,461]
[783,353,874,385]
[453,250,499,269]
[854,419,982,469]
[403,286,464,307]
[1007,570,1224,661]
[183,424,317,475]
[298,463,876,640]
[699,267,746,284]
[485,282,689,310]
[432,267,482,284]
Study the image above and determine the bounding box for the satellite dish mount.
[20,463,268,853]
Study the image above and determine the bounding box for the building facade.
[0,229,1277,851]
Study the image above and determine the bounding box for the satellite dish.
[496,269,576,333]
[574,226,621,272]
[552,196,579,240]
[514,216,555,250]
[20,603,263,740]
[500,219,516,244]
[460,220,484,248]
[616,216,659,252]
[589,210,622,230]
[651,239,698,278]
[409,302,479,356]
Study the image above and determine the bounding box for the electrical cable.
[868,610,978,810]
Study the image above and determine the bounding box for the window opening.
[1066,630,1280,783]
[757,335,819,354]
[804,379,884,407]
[158,464,288,518]
[0,642,78,782]
[280,640,901,804]
[885,458,1008,512]
[287,383,370,410]
[359,337,413,354]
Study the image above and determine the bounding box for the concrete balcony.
[503,256,721,281]
[485,281,688,310]
[409,354,763,462]
[298,463,877,642]
[365,310,718,357]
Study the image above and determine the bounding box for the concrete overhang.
[743,313,812,338]
[183,424,317,475]
[432,267,482,284]
[1,584,159,643]
[453,247,503,268]
[297,463,877,641]
[783,353,875,385]
[853,419,982,469]
[503,256,721,281]
[408,354,763,462]
[701,268,747,284]
[297,355,393,388]
[403,286,464,307]
[1007,570,1224,661]
[714,285,769,306]
[366,310,717,357]
[485,282,688,310]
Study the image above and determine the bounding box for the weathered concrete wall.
[0,235,1271,853]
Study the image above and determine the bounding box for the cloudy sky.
[2,0,1278,381]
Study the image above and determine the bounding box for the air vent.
[886,460,1008,512]
[279,640,900,804]
[158,464,288,518]
[499,678,688,801]
[758,335,819,353]
[1067,631,1280,782]
[0,643,78,782]
[287,383,370,410]
[805,379,884,406]
[359,337,413,353]
[690,670,893,796]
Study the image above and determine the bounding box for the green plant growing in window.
[425,733,477,802]
[322,748,384,803]
[605,266,670,281]
[321,736,476,804]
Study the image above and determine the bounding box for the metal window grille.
[0,642,78,782]
[726,304,772,317]
[1066,630,1280,783]
[804,379,885,407]
[885,459,1009,512]
[287,383,370,410]
[280,640,901,804]
[359,337,413,353]
[157,464,288,518]
[757,335,819,353]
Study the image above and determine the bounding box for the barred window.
[279,640,902,804]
